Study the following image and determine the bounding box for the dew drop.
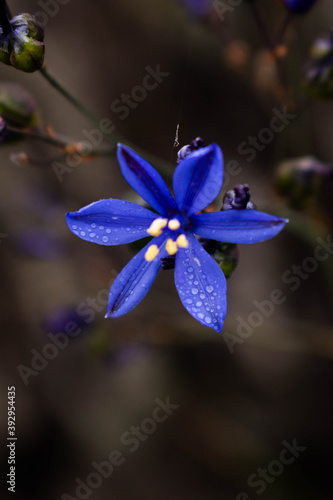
[72,225,77,230]
[188,274,194,280]
[200,294,205,300]
[206,285,213,293]
[198,313,204,319]
[106,229,111,234]
[80,231,86,237]
[196,301,202,307]
[99,226,104,230]
[191,288,198,295]
[91,223,96,228]
[185,298,193,304]
[102,236,109,243]
[205,317,212,324]
[188,267,193,273]
[90,232,96,238]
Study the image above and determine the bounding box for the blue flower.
[66,143,287,332]
[283,0,317,14]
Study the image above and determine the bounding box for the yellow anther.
[144,244,160,262]
[147,218,168,236]
[176,234,189,248]
[166,239,178,256]
[168,219,181,230]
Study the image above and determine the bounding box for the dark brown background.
[1,0,333,499]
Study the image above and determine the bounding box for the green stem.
[7,124,115,156]
[7,125,70,148]
[38,66,173,176]
[248,2,289,93]
[275,13,291,46]
[39,65,118,146]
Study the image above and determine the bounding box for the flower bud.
[177,137,205,163]
[0,82,38,128]
[282,0,317,14]
[198,238,239,278]
[222,184,256,211]
[275,156,333,208]
[303,32,333,99]
[0,13,44,72]
[213,242,239,278]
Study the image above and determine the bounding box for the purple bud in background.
[283,0,318,14]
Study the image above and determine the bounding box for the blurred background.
[1,0,333,498]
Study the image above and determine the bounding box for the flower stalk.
[39,66,118,146]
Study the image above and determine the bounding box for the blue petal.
[175,233,227,332]
[191,210,288,244]
[66,199,157,246]
[173,143,223,216]
[106,233,169,317]
[117,144,177,217]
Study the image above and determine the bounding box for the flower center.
[144,217,189,261]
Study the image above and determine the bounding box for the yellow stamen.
[168,219,181,230]
[176,234,189,248]
[144,244,160,262]
[166,238,178,256]
[147,218,168,237]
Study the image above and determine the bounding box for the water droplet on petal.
[205,317,212,324]
[196,301,202,307]
[200,294,205,300]
[91,223,96,228]
[72,225,77,230]
[80,231,86,237]
[102,236,109,243]
[191,288,198,295]
[106,229,111,234]
[206,285,213,293]
[198,313,204,320]
[185,298,193,304]
[99,226,104,230]
[90,232,96,238]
